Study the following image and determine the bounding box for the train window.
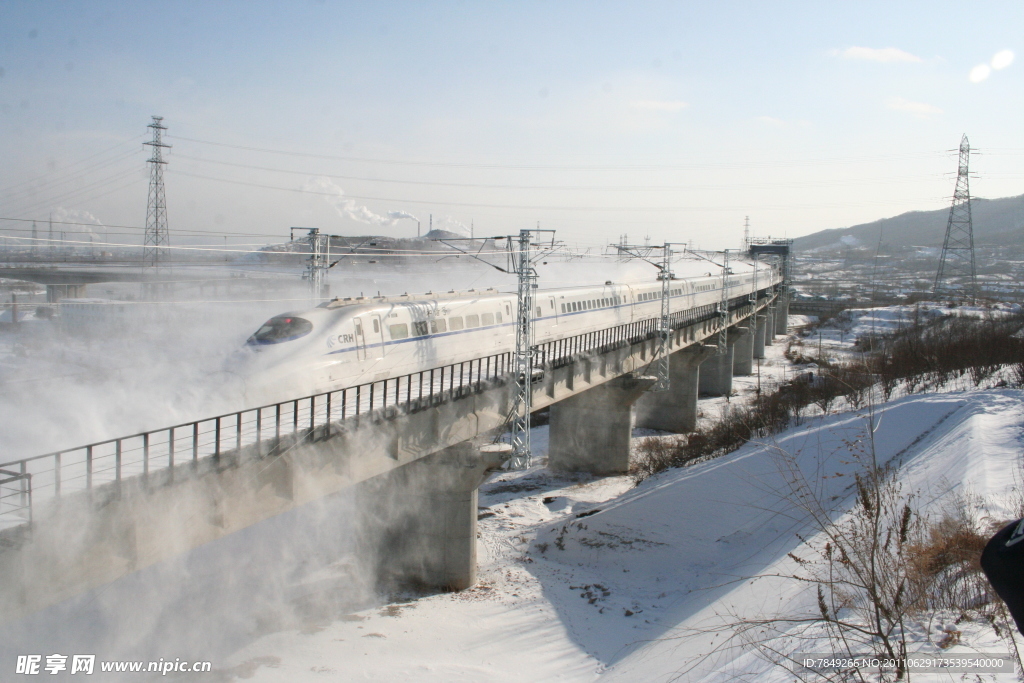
[505,303,511,315]
[481,313,494,326]
[549,300,554,309]
[466,314,480,328]
[561,304,566,313]
[496,312,502,323]
[413,321,429,336]
[430,318,447,333]
[373,319,380,333]
[248,316,313,344]
[449,316,464,330]
[535,306,540,317]
[389,323,409,340]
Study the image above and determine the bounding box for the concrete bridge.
[0,282,787,623]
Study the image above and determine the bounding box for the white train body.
[232,268,780,403]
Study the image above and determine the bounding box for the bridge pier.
[774,292,789,335]
[635,344,718,433]
[357,442,501,592]
[548,374,656,475]
[46,284,86,302]
[764,308,775,346]
[732,326,754,376]
[753,314,766,359]
[699,328,744,397]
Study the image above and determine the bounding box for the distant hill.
[793,193,1024,251]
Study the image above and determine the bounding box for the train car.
[228,267,780,403]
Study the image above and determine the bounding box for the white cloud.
[756,116,784,126]
[991,49,1014,70]
[839,46,923,63]
[969,64,991,83]
[887,97,942,117]
[629,100,688,112]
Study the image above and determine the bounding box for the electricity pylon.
[142,116,170,268]
[934,134,977,302]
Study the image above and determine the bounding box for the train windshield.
[247,316,313,344]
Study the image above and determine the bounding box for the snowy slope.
[224,390,1024,682]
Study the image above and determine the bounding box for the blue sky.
[1,1,1021,249]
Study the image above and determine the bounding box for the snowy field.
[220,388,1024,682]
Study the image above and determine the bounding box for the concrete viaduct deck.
[0,286,787,623]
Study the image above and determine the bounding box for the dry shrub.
[631,313,1023,485]
[907,510,992,611]
[870,314,1024,389]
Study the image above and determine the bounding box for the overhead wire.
[0,134,145,198]
[167,134,951,171]
[170,153,947,192]
[168,169,944,212]
[6,168,146,219]
[0,148,143,207]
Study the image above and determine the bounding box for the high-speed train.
[229,267,780,403]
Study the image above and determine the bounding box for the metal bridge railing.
[0,290,774,532]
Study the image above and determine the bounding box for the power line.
[168,168,945,213]
[168,134,950,171]
[5,169,145,219]
[170,153,946,192]
[0,135,145,198]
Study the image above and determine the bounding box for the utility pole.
[504,227,558,470]
[292,227,328,301]
[718,249,731,358]
[507,230,538,470]
[31,221,38,256]
[742,216,750,252]
[142,116,170,269]
[651,243,673,392]
[608,240,683,392]
[934,134,977,302]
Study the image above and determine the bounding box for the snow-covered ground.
[222,386,1024,682]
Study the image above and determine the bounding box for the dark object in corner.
[981,518,1024,634]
